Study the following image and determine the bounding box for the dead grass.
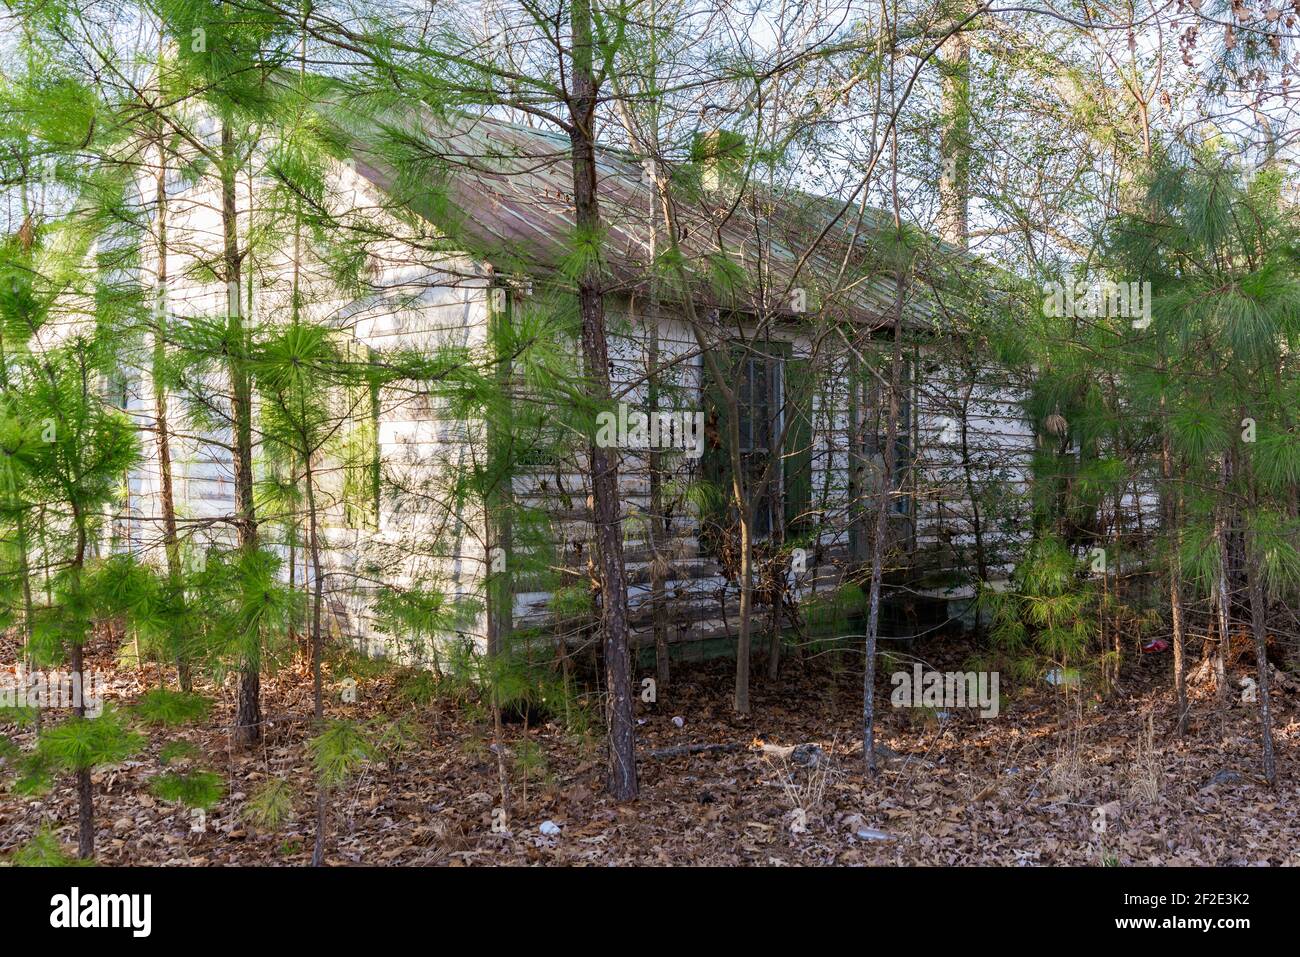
[2,628,1299,866]
[761,741,837,835]
[1126,712,1162,804]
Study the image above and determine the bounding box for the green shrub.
[309,720,374,789]
[158,740,201,765]
[243,778,296,831]
[134,689,212,727]
[150,770,225,810]
[8,827,92,867]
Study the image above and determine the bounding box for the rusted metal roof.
[326,98,968,330]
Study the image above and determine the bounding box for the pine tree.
[1108,147,1300,783]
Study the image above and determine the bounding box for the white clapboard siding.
[99,133,1167,661]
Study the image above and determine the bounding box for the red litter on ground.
[1142,638,1170,654]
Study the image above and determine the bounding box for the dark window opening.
[736,350,783,540]
[864,360,912,515]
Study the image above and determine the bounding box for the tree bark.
[153,116,188,692]
[568,0,636,800]
[71,512,94,859]
[1214,524,1231,700]
[863,287,906,774]
[1160,432,1188,735]
[222,122,261,749]
[1247,532,1277,786]
[311,784,327,867]
[734,498,754,712]
[71,633,94,860]
[958,372,989,585]
[646,278,670,691]
[305,455,324,721]
[1211,453,1234,700]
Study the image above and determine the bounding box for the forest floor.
[2,627,1298,866]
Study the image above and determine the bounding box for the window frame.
[730,345,787,542]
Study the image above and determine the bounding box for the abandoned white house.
[102,95,1043,665]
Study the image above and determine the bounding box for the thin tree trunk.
[648,427,670,688]
[1214,456,1233,700]
[305,456,324,721]
[865,46,908,774]
[1161,432,1188,734]
[76,749,94,859]
[492,691,511,818]
[863,288,905,774]
[1170,555,1187,733]
[608,29,667,693]
[568,0,636,800]
[307,449,327,871]
[222,122,261,749]
[72,627,94,860]
[72,513,93,859]
[1246,546,1276,786]
[767,566,781,679]
[734,500,754,712]
[1242,424,1273,785]
[959,372,989,585]
[646,295,670,691]
[289,529,300,667]
[19,513,36,732]
[311,785,327,867]
[1215,526,1231,700]
[153,114,188,691]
